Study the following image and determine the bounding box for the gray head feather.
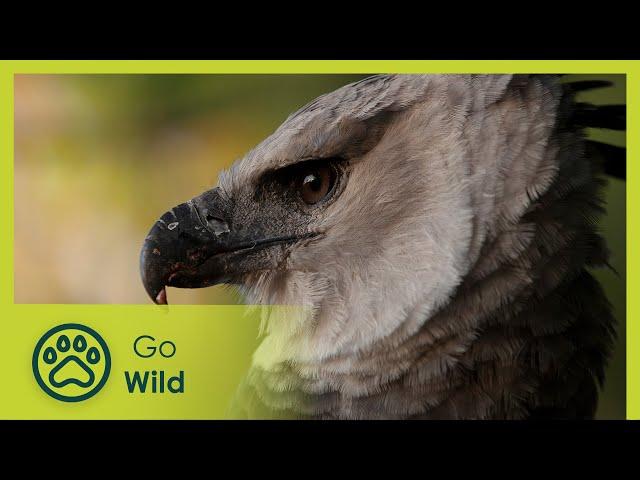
[215,75,616,419]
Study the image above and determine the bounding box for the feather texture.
[224,75,619,419]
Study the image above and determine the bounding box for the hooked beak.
[140,187,304,305]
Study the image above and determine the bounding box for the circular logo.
[32,324,111,402]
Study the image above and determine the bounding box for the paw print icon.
[32,324,111,402]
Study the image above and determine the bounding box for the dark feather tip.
[571,104,626,131]
[565,80,613,93]
[585,140,626,180]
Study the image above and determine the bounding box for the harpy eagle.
[140,75,624,419]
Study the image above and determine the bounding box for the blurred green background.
[13,74,626,418]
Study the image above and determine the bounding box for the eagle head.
[140,75,489,359]
[140,75,618,418]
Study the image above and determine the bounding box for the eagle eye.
[297,164,335,205]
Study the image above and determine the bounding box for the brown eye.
[298,165,334,205]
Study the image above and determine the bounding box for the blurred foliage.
[14,74,625,418]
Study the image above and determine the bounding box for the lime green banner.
[0,304,292,419]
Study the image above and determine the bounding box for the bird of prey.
[140,75,624,419]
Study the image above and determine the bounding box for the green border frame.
[0,60,635,417]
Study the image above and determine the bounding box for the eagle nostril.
[205,213,230,236]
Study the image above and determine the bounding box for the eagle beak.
[140,188,232,305]
[140,187,309,305]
